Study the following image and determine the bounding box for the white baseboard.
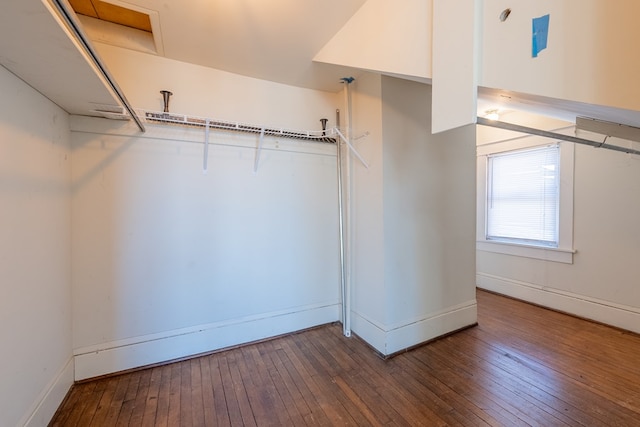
[385,301,478,355]
[21,356,74,427]
[350,311,387,354]
[74,302,340,381]
[477,273,640,334]
[351,301,478,356]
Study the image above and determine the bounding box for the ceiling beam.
[477,117,640,156]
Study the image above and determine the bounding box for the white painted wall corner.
[351,300,478,356]
[21,357,74,427]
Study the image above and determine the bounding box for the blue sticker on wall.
[532,14,550,57]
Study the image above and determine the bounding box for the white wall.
[350,74,477,355]
[0,65,73,426]
[481,0,640,112]
[349,72,387,347]
[477,112,640,333]
[96,43,341,130]
[70,48,343,379]
[381,76,477,352]
[382,75,477,318]
[314,0,431,81]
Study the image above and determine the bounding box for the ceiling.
[1,0,638,132]
[75,0,368,93]
[0,0,367,119]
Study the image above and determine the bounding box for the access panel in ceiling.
[68,0,151,32]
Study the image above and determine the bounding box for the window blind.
[487,145,560,247]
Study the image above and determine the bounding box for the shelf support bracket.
[203,119,211,174]
[254,128,266,174]
[334,128,369,169]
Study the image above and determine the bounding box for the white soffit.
[478,87,640,130]
[313,0,431,82]
[431,0,478,134]
[0,0,120,115]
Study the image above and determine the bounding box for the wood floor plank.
[259,342,308,425]
[421,337,570,426]
[49,385,83,426]
[418,339,556,426]
[128,368,152,426]
[475,292,640,424]
[166,362,182,427]
[114,371,142,426]
[332,375,384,427]
[234,346,278,426]
[397,350,497,426]
[282,336,358,424]
[451,331,597,426]
[295,331,381,425]
[243,344,294,426]
[216,354,244,426]
[324,329,459,426]
[310,331,402,426]
[270,343,333,425]
[309,327,425,426]
[86,377,118,426]
[198,356,217,427]
[150,364,172,427]
[224,351,257,427]
[140,366,163,427]
[177,359,193,427]
[206,355,233,427]
[58,382,98,426]
[100,372,130,425]
[49,290,640,426]
[189,358,205,427]
[75,380,107,426]
[468,325,638,425]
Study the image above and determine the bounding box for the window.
[486,145,559,247]
[477,138,574,264]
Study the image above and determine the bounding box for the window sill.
[477,240,575,264]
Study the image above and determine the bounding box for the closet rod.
[477,117,640,156]
[50,0,145,132]
[144,111,337,143]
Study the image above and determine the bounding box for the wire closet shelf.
[143,111,338,144]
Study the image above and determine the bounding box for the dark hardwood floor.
[50,290,640,426]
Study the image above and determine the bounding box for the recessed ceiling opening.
[68,0,163,55]
[69,0,151,32]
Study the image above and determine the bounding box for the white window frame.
[477,137,575,264]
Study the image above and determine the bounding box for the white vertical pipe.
[343,81,354,337]
[335,111,348,337]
